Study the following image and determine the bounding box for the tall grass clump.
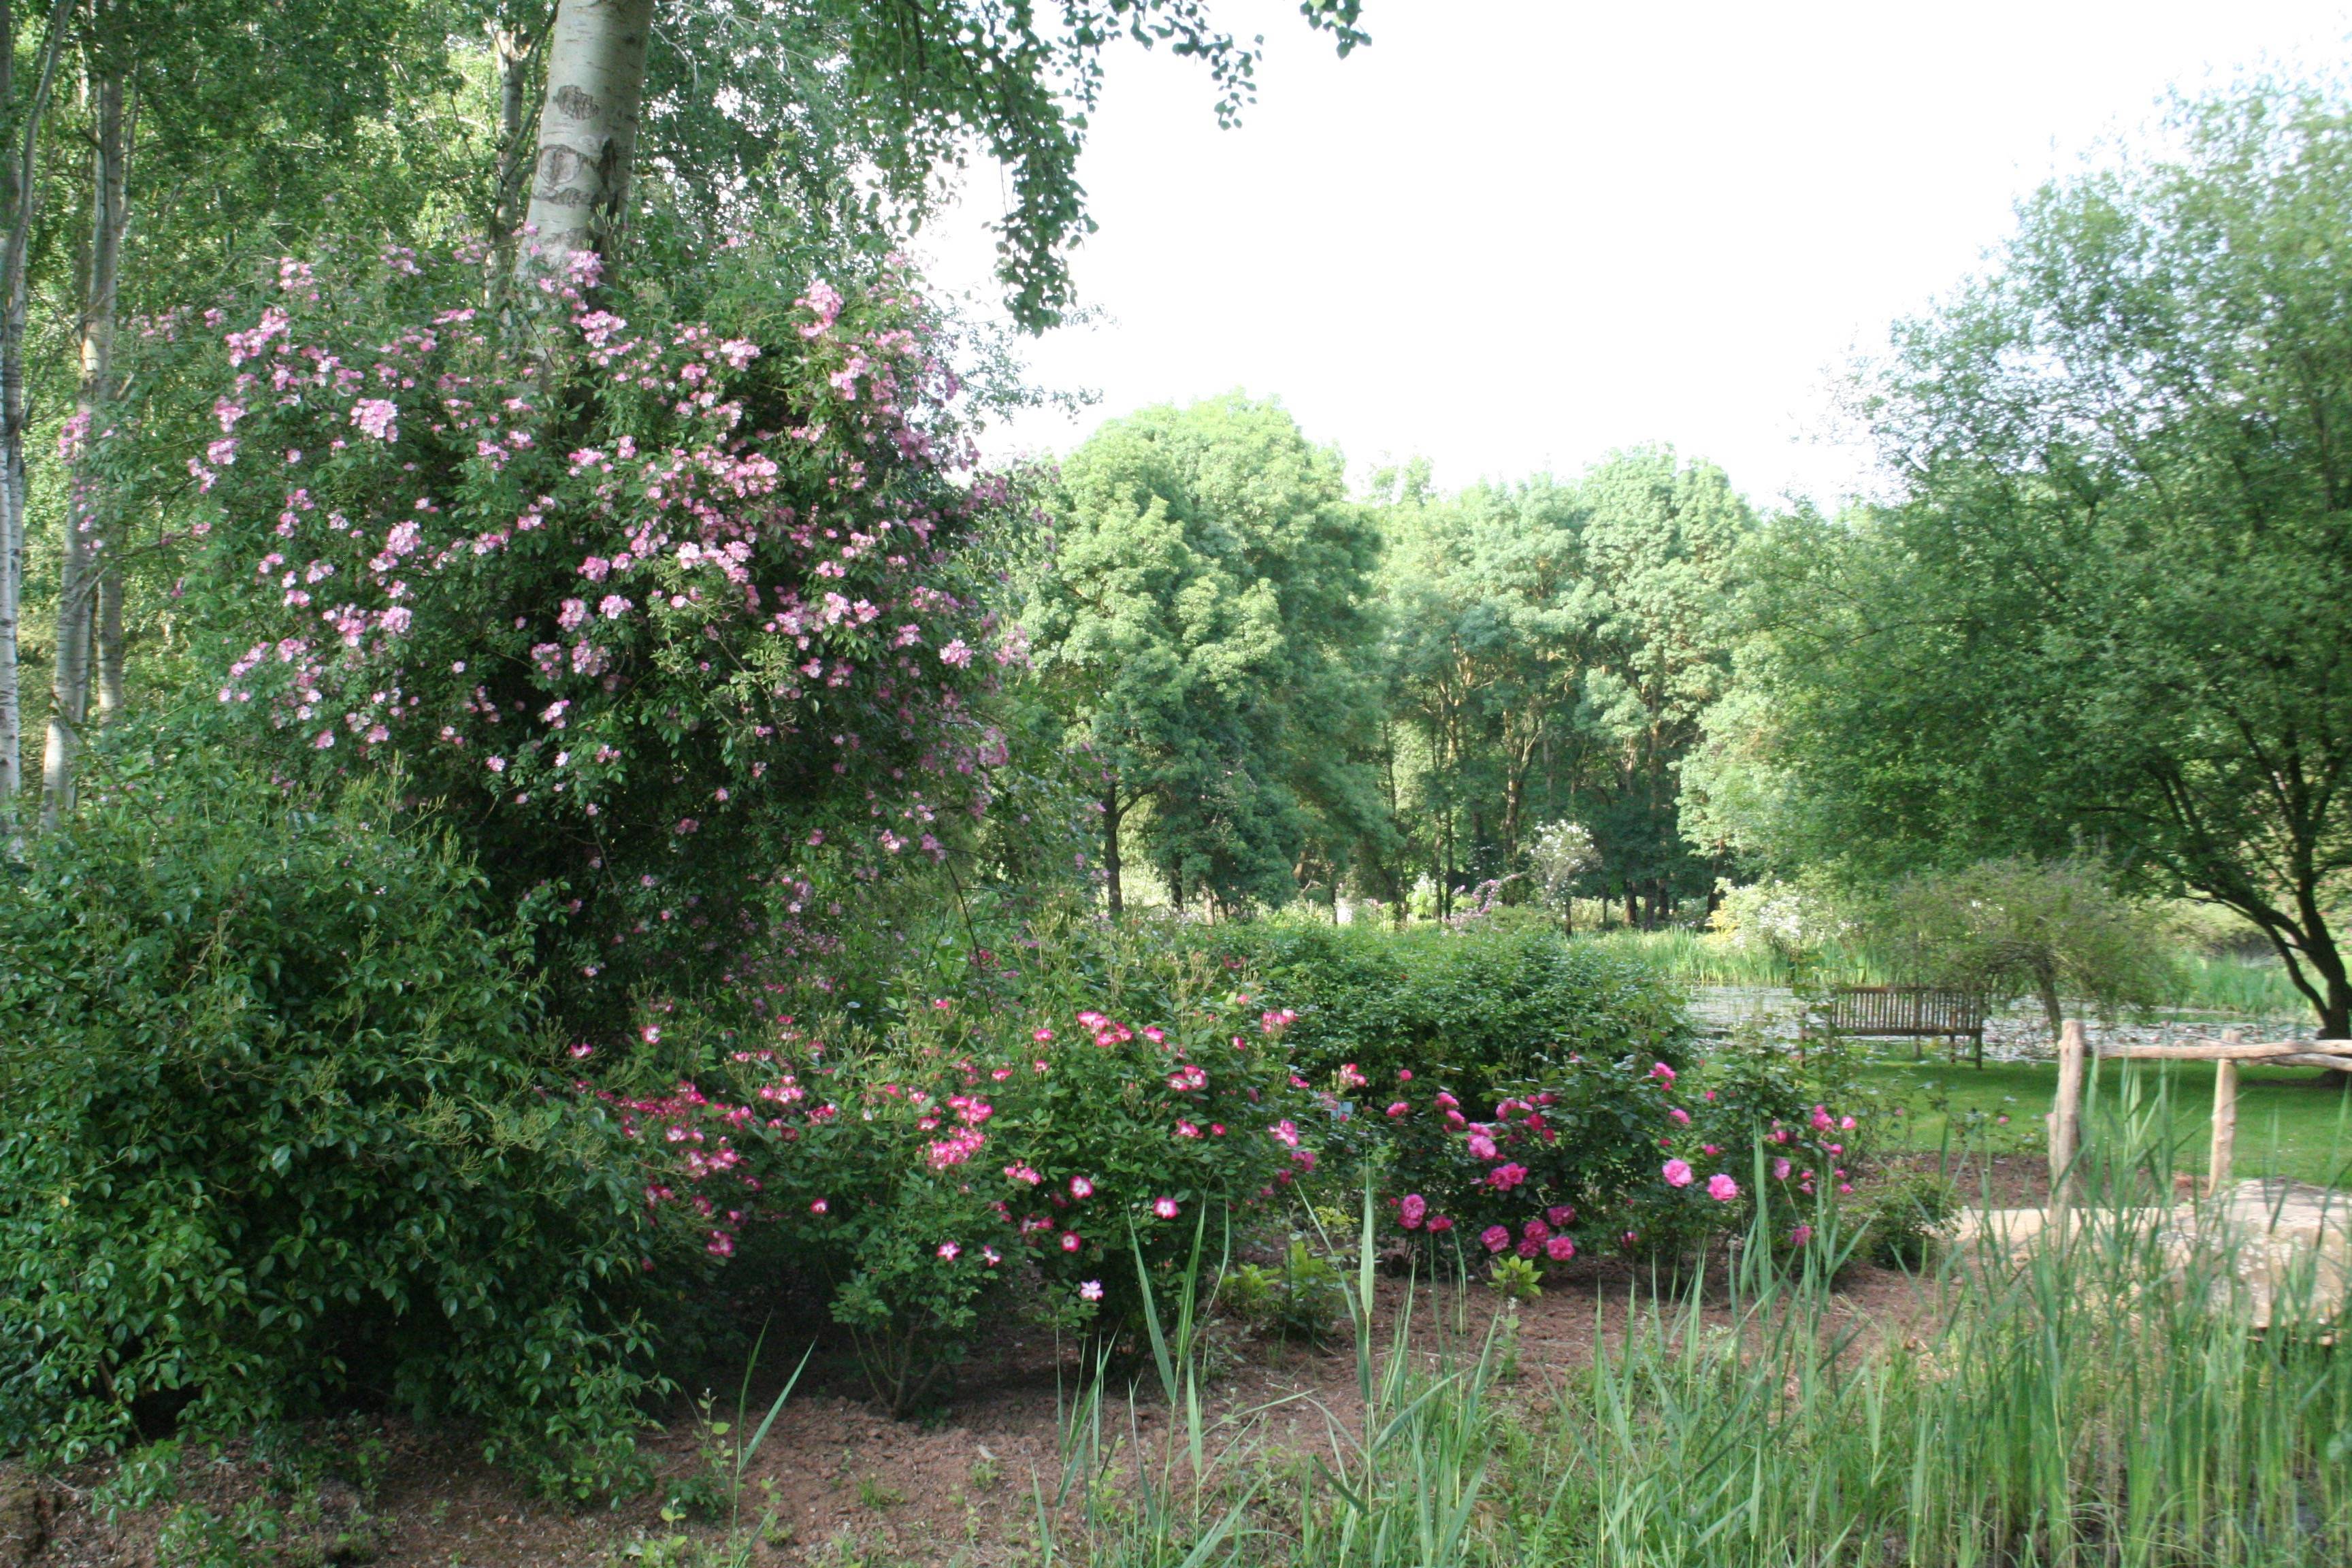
[1045,1128,2352,1567]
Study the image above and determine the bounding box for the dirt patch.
[22,1256,1938,1568]
[1895,1149,2050,1209]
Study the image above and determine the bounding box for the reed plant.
[1041,1105,2352,1567]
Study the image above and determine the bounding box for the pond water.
[1688,985,2319,1063]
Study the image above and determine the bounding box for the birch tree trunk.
[516,0,654,281]
[487,16,545,265]
[0,0,71,813]
[40,68,125,826]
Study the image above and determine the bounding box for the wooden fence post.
[2207,1030,2241,1199]
[2048,1019,2085,1239]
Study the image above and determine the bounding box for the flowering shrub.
[0,757,679,1497]
[1377,1043,1876,1269]
[113,241,1026,1034]
[606,909,1315,1411]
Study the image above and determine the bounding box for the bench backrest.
[1825,985,1986,1036]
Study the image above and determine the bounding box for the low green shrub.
[0,762,679,1497]
[1214,921,1690,1116]
[1226,1239,1348,1343]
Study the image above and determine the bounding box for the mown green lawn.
[1854,1054,2352,1188]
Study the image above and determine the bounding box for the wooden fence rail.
[2044,1026,2352,1204]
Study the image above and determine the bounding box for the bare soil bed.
[7,1256,1934,1568]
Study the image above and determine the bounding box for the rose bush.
[107,240,1027,1039]
[608,909,1318,1412]
[1213,921,1689,1121]
[1374,1043,1878,1272]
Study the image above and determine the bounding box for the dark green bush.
[1213,921,1691,1110]
[0,763,676,1497]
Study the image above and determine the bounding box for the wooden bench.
[1812,985,1989,1066]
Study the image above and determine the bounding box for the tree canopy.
[1024,393,1385,913]
[1686,84,2352,1033]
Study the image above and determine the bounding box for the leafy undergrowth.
[18,1169,2349,1568]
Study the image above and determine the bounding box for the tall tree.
[1370,451,1748,925]
[1688,84,2352,1034]
[1026,395,1384,913]
[0,0,70,811]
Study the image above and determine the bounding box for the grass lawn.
[1855,1053,2352,1189]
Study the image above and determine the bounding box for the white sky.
[919,0,2352,509]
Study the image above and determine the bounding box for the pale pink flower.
[1152,1197,1179,1220]
[1079,1279,1104,1301]
[937,1241,961,1260]
[1069,1175,1093,1198]
[350,398,398,441]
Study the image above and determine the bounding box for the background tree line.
[1018,404,1753,930]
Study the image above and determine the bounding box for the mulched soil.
[7,1254,1938,1568]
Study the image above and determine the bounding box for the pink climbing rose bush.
[122,240,1028,1032]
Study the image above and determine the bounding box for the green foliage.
[1215,920,1690,1113]
[1881,856,2175,1036]
[1484,1255,1544,1302]
[1025,394,1388,911]
[1225,1239,1346,1343]
[1369,448,1751,924]
[1692,82,2352,1035]
[636,0,1369,329]
[1847,1166,1960,1270]
[0,750,674,1497]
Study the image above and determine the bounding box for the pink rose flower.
[1480,1224,1511,1254]
[1663,1158,1694,1188]
[1707,1173,1740,1203]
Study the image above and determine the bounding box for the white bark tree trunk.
[516,0,654,281]
[40,67,124,826]
[0,0,72,813]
